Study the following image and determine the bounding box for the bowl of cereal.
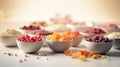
[85,36,113,54]
[0,29,22,47]
[107,32,120,49]
[46,32,73,52]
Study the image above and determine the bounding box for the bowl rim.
[96,25,120,30]
[19,28,41,31]
[16,38,43,43]
[29,33,52,36]
[46,39,73,43]
[85,40,113,44]
[80,32,106,35]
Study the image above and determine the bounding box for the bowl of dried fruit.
[63,31,83,47]
[29,30,53,47]
[81,28,106,38]
[46,32,73,52]
[19,25,41,35]
[16,35,43,53]
[85,36,113,54]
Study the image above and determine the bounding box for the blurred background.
[0,0,120,31]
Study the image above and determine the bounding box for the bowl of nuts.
[16,35,43,53]
[0,29,22,47]
[85,36,113,54]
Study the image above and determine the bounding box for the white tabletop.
[0,44,120,67]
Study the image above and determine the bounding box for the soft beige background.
[0,0,120,32]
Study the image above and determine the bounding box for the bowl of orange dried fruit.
[46,32,73,52]
[64,31,83,47]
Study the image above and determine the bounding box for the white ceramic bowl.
[112,39,120,49]
[104,28,120,34]
[16,40,43,53]
[66,24,94,32]
[0,36,18,47]
[46,39,72,52]
[85,41,113,54]
[96,26,120,34]
[72,36,83,47]
[29,34,48,47]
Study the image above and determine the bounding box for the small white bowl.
[112,39,120,49]
[72,36,83,47]
[85,41,113,54]
[104,28,120,34]
[29,34,48,47]
[46,39,72,52]
[16,40,43,53]
[66,24,94,32]
[96,26,120,34]
[0,36,18,47]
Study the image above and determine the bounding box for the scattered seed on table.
[15,54,17,56]
[36,56,40,59]
[46,58,49,60]
[19,60,23,63]
[24,54,29,57]
[8,53,12,56]
[24,59,27,61]
[102,56,108,61]
[39,53,47,56]
[3,52,7,54]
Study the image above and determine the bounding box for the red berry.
[18,35,42,42]
[86,36,112,43]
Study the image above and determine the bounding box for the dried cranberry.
[84,28,106,34]
[31,30,53,35]
[18,35,42,42]
[86,36,112,43]
[20,25,40,30]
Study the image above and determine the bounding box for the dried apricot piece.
[64,50,73,56]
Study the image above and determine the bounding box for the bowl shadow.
[107,51,120,57]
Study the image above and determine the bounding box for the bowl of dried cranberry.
[81,28,106,38]
[16,35,43,53]
[29,30,53,47]
[85,36,113,54]
[19,25,40,35]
